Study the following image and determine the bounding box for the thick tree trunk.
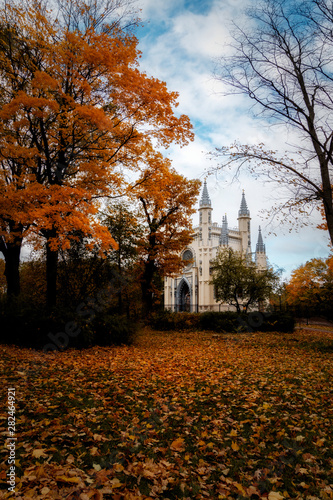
[0,233,23,303]
[4,241,22,301]
[46,233,59,309]
[323,199,333,246]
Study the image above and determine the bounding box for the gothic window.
[200,212,202,224]
[208,211,211,223]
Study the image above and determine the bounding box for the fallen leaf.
[170,437,185,452]
[268,492,284,500]
[32,449,47,458]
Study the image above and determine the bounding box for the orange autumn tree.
[286,255,333,315]
[0,0,193,306]
[132,158,201,314]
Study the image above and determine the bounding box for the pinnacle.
[238,191,250,217]
[199,180,212,207]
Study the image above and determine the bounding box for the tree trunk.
[46,233,59,309]
[4,240,22,301]
[117,253,123,313]
[234,296,241,314]
[141,258,156,317]
[323,199,333,246]
[0,233,23,303]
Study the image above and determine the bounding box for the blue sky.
[136,0,331,278]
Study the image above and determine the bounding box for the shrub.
[0,304,137,350]
[149,310,295,333]
[261,312,295,333]
[149,310,200,331]
[79,313,138,347]
[199,311,240,332]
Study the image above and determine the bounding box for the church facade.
[164,181,268,312]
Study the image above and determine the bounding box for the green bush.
[149,310,200,331]
[0,306,75,349]
[199,311,239,332]
[79,313,138,347]
[0,304,136,350]
[261,312,295,333]
[149,310,295,333]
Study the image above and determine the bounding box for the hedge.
[0,306,136,350]
[149,310,295,333]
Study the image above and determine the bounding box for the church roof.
[199,180,212,207]
[238,190,250,216]
[256,226,266,253]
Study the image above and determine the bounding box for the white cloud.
[136,0,332,277]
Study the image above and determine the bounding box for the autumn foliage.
[286,255,333,318]
[1,328,332,498]
[0,0,194,306]
[132,159,201,313]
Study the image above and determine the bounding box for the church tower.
[255,226,267,270]
[237,191,251,255]
[198,180,212,245]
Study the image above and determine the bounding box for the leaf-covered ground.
[1,328,333,499]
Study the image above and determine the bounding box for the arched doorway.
[179,279,191,312]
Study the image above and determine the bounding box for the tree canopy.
[286,255,333,315]
[0,0,194,306]
[211,247,278,313]
[212,0,333,245]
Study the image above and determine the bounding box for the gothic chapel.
[164,181,268,312]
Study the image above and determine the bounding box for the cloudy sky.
[136,0,331,278]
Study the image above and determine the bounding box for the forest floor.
[1,327,333,499]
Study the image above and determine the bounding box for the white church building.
[164,181,268,312]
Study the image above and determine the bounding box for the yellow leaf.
[56,475,80,483]
[110,478,123,488]
[170,437,185,452]
[231,441,239,451]
[235,482,246,494]
[93,463,101,471]
[114,463,124,472]
[41,487,50,494]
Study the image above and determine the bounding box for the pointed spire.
[238,190,250,217]
[220,214,229,245]
[199,179,211,207]
[256,226,266,253]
